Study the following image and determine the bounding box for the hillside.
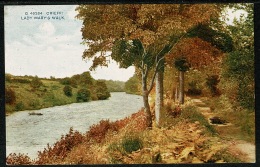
[5,72,115,114]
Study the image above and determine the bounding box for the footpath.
[190,98,255,163]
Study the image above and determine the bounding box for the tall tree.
[76,4,221,127]
[166,22,233,104]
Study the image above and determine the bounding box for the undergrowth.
[161,104,217,135]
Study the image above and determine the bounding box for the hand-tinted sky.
[5,5,135,81]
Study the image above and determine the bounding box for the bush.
[63,85,72,97]
[30,76,43,89]
[122,136,143,153]
[76,88,91,102]
[187,80,202,96]
[5,88,16,104]
[15,102,24,111]
[12,78,31,84]
[37,128,84,164]
[87,120,118,143]
[6,153,33,165]
[95,81,111,100]
[206,75,220,96]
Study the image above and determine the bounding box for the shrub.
[87,120,118,143]
[15,102,24,111]
[122,136,143,153]
[95,81,111,100]
[37,128,84,164]
[6,153,33,165]
[187,80,202,96]
[30,76,43,89]
[206,75,220,96]
[76,88,91,102]
[63,85,72,97]
[5,88,16,104]
[12,78,31,84]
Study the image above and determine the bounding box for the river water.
[6,92,143,159]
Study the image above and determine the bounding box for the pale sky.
[5,5,247,82]
[4,5,135,81]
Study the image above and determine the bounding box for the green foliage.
[187,23,233,52]
[30,76,43,89]
[161,104,216,135]
[103,80,125,92]
[111,39,144,68]
[174,57,190,72]
[5,73,12,82]
[121,136,143,153]
[76,88,91,102]
[108,135,143,154]
[222,4,254,110]
[5,88,16,104]
[237,82,254,110]
[95,81,111,100]
[59,77,71,85]
[206,75,220,96]
[124,74,141,95]
[79,71,94,86]
[63,85,73,97]
[15,102,24,111]
[29,99,40,109]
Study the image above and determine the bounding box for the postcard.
[4,3,255,165]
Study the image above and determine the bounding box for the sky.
[4,5,135,81]
[4,5,247,82]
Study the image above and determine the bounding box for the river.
[6,92,143,159]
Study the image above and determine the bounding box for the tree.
[76,4,221,127]
[222,4,254,110]
[76,88,91,102]
[95,81,111,100]
[125,74,141,95]
[63,85,73,97]
[166,22,233,104]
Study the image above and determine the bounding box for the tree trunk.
[175,86,178,102]
[155,71,163,127]
[179,71,184,104]
[142,72,153,128]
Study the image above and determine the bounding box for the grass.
[5,79,79,114]
[204,95,255,143]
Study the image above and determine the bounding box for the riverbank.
[6,92,144,159]
[7,97,254,165]
[5,73,114,114]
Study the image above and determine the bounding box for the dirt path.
[190,98,255,163]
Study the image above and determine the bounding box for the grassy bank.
[6,79,78,114]
[5,73,112,114]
